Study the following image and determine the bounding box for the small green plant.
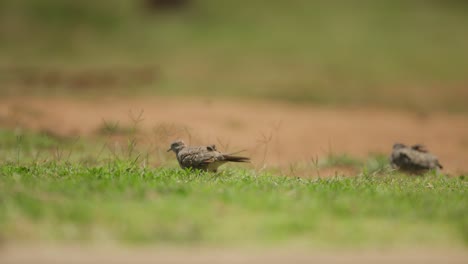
[96,120,137,136]
[321,153,362,168]
[362,153,392,175]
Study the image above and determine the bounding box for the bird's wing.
[392,147,442,171]
[207,144,217,151]
[179,147,222,167]
[397,151,412,165]
[407,149,441,170]
[411,144,428,153]
[392,148,421,167]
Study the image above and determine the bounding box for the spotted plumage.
[167,140,250,172]
[390,143,443,174]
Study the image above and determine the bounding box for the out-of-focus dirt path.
[1,245,467,264]
[1,96,468,173]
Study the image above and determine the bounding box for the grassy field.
[1,161,467,247]
[0,130,467,248]
[1,0,468,112]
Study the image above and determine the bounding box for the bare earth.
[1,96,468,174]
[1,245,467,264]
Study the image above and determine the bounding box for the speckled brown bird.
[167,140,250,172]
[390,143,443,174]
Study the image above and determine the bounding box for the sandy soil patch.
[1,245,467,264]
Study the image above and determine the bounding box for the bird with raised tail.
[390,143,443,174]
[167,140,250,172]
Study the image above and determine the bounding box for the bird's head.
[167,140,186,153]
[392,143,407,150]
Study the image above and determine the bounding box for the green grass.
[0,161,466,248]
[1,0,468,112]
[0,129,466,248]
[321,153,362,169]
[0,129,88,164]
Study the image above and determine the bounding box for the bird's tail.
[223,155,250,163]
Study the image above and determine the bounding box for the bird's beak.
[166,148,172,152]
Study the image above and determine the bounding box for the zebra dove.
[390,143,443,173]
[167,140,250,172]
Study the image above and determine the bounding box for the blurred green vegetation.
[1,162,467,247]
[1,0,468,112]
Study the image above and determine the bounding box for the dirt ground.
[1,96,468,174]
[1,245,467,264]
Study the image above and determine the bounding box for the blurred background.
[1,0,468,112]
[1,2,468,261]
